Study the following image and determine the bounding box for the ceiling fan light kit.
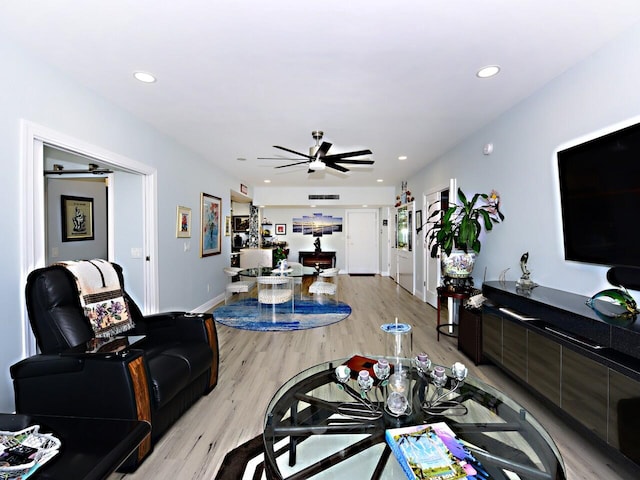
[259,131,374,174]
[308,159,326,171]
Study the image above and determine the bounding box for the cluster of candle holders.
[333,321,469,420]
[333,354,469,420]
[414,353,469,416]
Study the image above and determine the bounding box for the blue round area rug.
[213,298,352,331]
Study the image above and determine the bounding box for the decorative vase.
[441,251,476,278]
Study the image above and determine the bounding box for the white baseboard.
[194,293,224,313]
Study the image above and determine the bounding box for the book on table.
[385,422,488,479]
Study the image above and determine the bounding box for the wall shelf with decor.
[260,223,273,246]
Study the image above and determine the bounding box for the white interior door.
[425,179,456,307]
[346,209,379,274]
[425,190,441,306]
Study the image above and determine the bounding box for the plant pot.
[441,251,476,278]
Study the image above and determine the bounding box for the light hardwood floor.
[110,275,640,479]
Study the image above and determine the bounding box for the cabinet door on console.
[502,320,526,379]
[609,369,640,464]
[527,330,561,406]
[562,348,608,441]
[482,312,502,364]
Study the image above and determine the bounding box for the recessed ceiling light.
[377,179,384,183]
[236,157,246,161]
[310,205,316,208]
[398,156,407,161]
[133,71,157,83]
[477,65,500,78]
[362,205,368,208]
[264,179,271,183]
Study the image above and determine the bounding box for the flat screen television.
[557,121,640,269]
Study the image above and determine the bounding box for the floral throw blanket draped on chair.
[56,259,134,338]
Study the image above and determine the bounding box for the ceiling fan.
[259,131,373,173]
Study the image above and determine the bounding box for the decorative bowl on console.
[441,251,477,278]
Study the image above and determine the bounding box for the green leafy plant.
[427,188,504,258]
[273,245,289,264]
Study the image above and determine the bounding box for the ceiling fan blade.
[325,162,349,173]
[258,157,302,160]
[316,141,332,158]
[275,160,311,168]
[323,149,373,161]
[329,159,375,165]
[273,145,313,159]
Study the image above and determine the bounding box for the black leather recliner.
[10,263,219,471]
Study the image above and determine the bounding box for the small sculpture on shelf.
[516,251,537,291]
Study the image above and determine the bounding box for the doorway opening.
[21,120,158,356]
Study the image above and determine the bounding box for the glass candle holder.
[381,320,413,375]
[386,371,411,416]
[373,359,390,381]
[357,370,374,392]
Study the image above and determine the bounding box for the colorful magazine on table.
[385,422,490,479]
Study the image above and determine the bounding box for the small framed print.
[61,195,94,242]
[275,223,287,235]
[176,206,192,238]
[240,183,248,195]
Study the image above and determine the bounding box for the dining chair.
[309,267,339,303]
[223,267,255,304]
[257,275,294,318]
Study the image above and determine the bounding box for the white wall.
[254,185,395,207]
[0,38,241,411]
[409,23,640,301]
[260,207,348,270]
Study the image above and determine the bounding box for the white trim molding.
[20,120,159,355]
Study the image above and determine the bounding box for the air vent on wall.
[308,194,340,200]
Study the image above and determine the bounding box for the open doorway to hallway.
[21,120,158,357]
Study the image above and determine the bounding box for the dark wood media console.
[298,251,336,268]
[482,281,640,469]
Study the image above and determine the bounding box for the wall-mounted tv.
[557,121,640,269]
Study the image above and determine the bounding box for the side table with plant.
[427,188,504,278]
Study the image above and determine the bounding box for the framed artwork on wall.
[176,206,192,238]
[61,195,94,242]
[225,216,231,236]
[275,224,286,235]
[200,192,222,257]
[233,216,250,232]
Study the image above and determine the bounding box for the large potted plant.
[427,188,504,278]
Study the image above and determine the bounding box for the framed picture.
[240,183,248,195]
[176,206,192,238]
[415,209,423,234]
[225,216,231,236]
[233,216,250,232]
[200,192,222,257]
[61,195,94,242]
[275,223,287,235]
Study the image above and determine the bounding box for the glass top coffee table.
[263,357,565,479]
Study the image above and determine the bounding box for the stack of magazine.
[0,425,60,480]
[386,422,489,479]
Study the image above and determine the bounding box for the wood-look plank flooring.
[110,275,640,479]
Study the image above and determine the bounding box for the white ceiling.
[2,1,640,188]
